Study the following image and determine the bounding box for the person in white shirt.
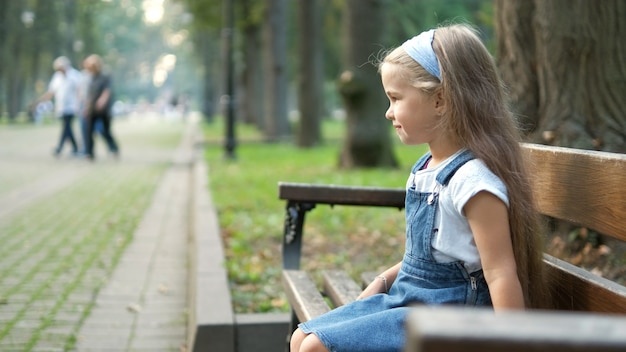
[35,56,81,157]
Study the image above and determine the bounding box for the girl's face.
[381,64,441,146]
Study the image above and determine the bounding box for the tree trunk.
[6,0,27,120]
[496,0,626,152]
[7,39,24,120]
[240,0,264,127]
[296,0,323,147]
[338,0,397,168]
[241,24,264,127]
[495,0,538,134]
[194,28,217,122]
[263,0,289,141]
[63,0,77,64]
[0,0,8,118]
[496,0,626,262]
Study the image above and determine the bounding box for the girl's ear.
[433,90,446,116]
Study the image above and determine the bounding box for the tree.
[182,0,222,120]
[337,0,397,168]
[1,0,38,120]
[239,0,265,127]
[262,0,290,141]
[192,28,219,121]
[296,0,323,147]
[496,0,626,153]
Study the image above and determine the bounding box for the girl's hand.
[356,262,402,300]
[357,276,388,300]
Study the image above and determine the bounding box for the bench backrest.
[279,143,626,314]
[523,144,626,313]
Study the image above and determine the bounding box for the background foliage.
[1,0,494,122]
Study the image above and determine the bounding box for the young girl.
[290,23,548,352]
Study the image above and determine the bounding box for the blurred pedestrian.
[34,56,81,157]
[83,54,119,161]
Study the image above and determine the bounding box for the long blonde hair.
[381,24,549,309]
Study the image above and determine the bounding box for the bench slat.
[282,270,330,322]
[322,270,362,307]
[544,254,626,313]
[524,144,626,242]
[406,306,626,352]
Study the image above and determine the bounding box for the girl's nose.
[384,106,393,120]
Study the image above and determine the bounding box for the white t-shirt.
[406,150,509,273]
[48,68,81,117]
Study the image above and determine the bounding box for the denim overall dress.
[299,150,492,352]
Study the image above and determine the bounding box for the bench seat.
[282,270,363,323]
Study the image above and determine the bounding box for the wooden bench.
[279,143,626,351]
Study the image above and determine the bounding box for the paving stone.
[66,292,95,304]
[18,311,49,323]
[3,328,36,344]
[0,276,23,287]
[30,344,66,352]
[52,311,90,324]
[0,312,18,323]
[44,325,76,334]
[132,326,186,338]
[135,312,187,326]
[0,344,30,352]
[74,335,131,350]
[56,305,89,318]
[127,339,186,350]
[28,300,57,311]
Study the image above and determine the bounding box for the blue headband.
[401,29,441,80]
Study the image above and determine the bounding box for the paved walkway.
[0,114,203,351]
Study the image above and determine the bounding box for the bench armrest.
[279,182,405,270]
[278,182,405,207]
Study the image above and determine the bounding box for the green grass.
[204,118,428,313]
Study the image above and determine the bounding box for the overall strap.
[411,152,433,173]
[435,149,475,186]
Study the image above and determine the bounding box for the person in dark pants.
[34,56,81,157]
[83,54,119,161]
